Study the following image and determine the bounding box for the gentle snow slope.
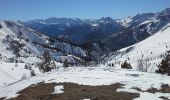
[0,67,169,99]
[105,24,170,71]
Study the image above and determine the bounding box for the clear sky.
[0,0,170,21]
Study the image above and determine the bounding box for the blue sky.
[0,0,170,21]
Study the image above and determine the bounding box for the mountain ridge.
[24,8,170,51]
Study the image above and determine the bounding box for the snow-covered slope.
[0,62,63,87]
[0,20,92,89]
[0,62,36,86]
[0,20,47,62]
[0,67,170,100]
[107,9,170,50]
[0,20,88,64]
[103,23,170,71]
[117,13,156,27]
[116,16,133,27]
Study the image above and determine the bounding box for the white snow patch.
[117,16,133,27]
[135,92,170,100]
[53,85,64,94]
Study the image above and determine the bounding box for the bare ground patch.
[5,82,140,100]
[0,98,5,100]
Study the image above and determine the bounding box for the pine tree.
[121,60,132,69]
[37,49,56,72]
[63,59,69,68]
[156,51,170,75]
[30,69,35,76]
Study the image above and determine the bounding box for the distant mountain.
[105,8,170,50]
[22,8,170,62]
[24,17,89,37]
[117,13,156,27]
[24,8,170,52]
[24,17,124,45]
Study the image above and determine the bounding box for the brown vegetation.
[7,82,139,100]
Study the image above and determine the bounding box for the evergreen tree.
[156,51,170,75]
[63,59,69,68]
[37,49,56,72]
[121,60,132,69]
[30,69,35,76]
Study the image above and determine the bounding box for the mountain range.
[24,8,170,50]
[0,8,169,65]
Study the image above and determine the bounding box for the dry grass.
[146,84,170,93]
[6,82,140,100]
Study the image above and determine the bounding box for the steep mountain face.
[105,8,170,50]
[117,13,156,27]
[0,20,91,64]
[101,23,170,72]
[0,20,46,61]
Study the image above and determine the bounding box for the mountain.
[101,23,170,72]
[117,13,156,27]
[24,8,170,52]
[0,20,90,64]
[0,8,169,69]
[24,18,85,37]
[60,17,124,44]
[105,8,170,50]
[24,17,124,45]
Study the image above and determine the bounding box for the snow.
[135,92,170,100]
[116,16,133,27]
[0,62,30,86]
[105,23,170,72]
[91,23,98,27]
[0,20,47,60]
[53,85,64,94]
[0,19,88,65]
[140,20,152,25]
[0,67,170,99]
